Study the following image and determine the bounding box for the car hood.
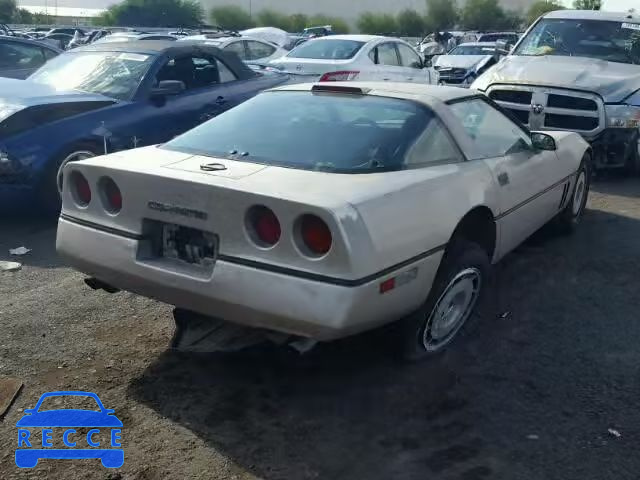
[435,55,489,70]
[16,410,123,427]
[0,77,115,107]
[473,55,640,103]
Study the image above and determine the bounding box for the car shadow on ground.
[127,207,640,480]
[590,173,640,199]
[0,214,62,269]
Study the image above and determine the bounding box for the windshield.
[450,45,495,55]
[29,51,154,100]
[287,39,365,59]
[479,33,517,43]
[514,19,640,65]
[163,91,435,173]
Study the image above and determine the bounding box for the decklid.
[74,145,456,208]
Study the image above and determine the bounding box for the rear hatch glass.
[286,40,365,60]
[162,90,435,173]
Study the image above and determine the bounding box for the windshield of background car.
[514,19,640,64]
[163,91,445,173]
[286,39,365,59]
[450,45,495,55]
[28,51,155,100]
[478,34,517,43]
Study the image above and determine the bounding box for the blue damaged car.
[0,40,288,212]
[16,391,123,468]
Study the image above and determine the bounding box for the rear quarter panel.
[350,160,499,272]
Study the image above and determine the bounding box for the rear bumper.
[56,217,441,340]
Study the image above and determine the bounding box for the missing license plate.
[161,224,217,265]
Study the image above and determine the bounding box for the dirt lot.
[0,178,639,480]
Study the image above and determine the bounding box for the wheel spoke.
[423,268,482,351]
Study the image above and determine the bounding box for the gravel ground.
[0,177,639,480]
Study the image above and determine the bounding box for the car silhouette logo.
[15,391,123,468]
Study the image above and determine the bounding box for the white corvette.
[56,83,591,358]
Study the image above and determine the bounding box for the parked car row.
[6,8,640,361]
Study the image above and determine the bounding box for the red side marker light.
[379,277,395,294]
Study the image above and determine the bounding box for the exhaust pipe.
[84,277,120,294]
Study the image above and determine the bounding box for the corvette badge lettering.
[148,201,208,220]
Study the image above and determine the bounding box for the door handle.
[406,77,414,81]
[383,78,390,81]
[215,96,226,105]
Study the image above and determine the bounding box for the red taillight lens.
[301,215,332,255]
[72,172,91,205]
[319,70,360,82]
[249,206,281,246]
[101,177,122,213]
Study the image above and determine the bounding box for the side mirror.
[531,132,556,151]
[151,80,185,98]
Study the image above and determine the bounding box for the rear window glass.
[286,39,365,60]
[163,91,439,173]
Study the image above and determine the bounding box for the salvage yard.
[0,177,639,480]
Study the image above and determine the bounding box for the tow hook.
[84,277,120,294]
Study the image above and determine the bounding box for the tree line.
[0,0,51,24]
[0,0,602,32]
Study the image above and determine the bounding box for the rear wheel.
[401,240,491,361]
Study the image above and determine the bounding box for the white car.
[178,35,287,63]
[434,42,499,87]
[56,83,590,359]
[239,27,290,49]
[95,33,178,43]
[270,35,438,84]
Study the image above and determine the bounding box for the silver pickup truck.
[473,10,640,173]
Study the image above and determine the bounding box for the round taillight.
[300,215,332,255]
[72,171,91,206]
[100,177,122,213]
[247,206,281,247]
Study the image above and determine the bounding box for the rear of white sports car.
[56,85,468,341]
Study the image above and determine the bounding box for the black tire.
[39,142,101,213]
[401,240,491,361]
[624,135,640,176]
[555,153,591,234]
